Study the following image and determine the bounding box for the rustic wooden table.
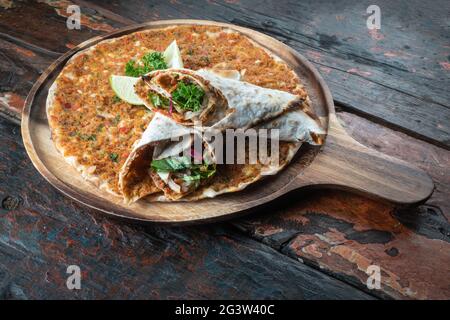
[0,0,449,300]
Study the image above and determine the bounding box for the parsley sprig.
[171,82,205,112]
[125,52,167,77]
[109,153,119,162]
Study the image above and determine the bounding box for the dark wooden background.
[0,0,449,299]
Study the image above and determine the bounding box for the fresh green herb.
[171,82,205,112]
[109,153,119,162]
[96,124,104,132]
[186,48,194,55]
[151,156,216,182]
[79,133,96,141]
[112,114,121,126]
[149,93,168,108]
[125,60,147,77]
[112,95,121,103]
[142,52,167,71]
[183,165,216,182]
[124,51,167,77]
[151,156,192,172]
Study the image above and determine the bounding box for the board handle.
[292,115,434,204]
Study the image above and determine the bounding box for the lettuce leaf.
[151,156,192,172]
[151,156,216,182]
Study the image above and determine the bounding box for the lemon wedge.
[110,41,184,105]
[163,40,184,69]
[109,75,143,105]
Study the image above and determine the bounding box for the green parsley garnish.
[125,60,146,77]
[109,153,119,162]
[112,95,121,103]
[142,52,167,70]
[171,82,205,112]
[125,52,167,77]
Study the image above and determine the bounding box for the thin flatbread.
[118,113,192,203]
[119,113,218,203]
[46,25,323,204]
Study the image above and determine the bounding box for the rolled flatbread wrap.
[198,69,325,145]
[134,68,309,131]
[119,113,216,203]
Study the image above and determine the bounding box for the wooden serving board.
[21,20,434,224]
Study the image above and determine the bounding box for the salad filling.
[147,73,205,114]
[135,69,217,124]
[149,138,216,199]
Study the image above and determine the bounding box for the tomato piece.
[119,126,130,134]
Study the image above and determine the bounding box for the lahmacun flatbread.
[46,25,324,203]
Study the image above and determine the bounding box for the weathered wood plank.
[218,0,450,108]
[0,117,373,299]
[234,111,450,300]
[0,37,53,121]
[0,0,448,300]
[0,0,120,52]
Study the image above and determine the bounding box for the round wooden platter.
[21,19,434,224]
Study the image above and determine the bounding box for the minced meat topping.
[48,25,307,194]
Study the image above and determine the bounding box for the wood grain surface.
[0,0,449,300]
